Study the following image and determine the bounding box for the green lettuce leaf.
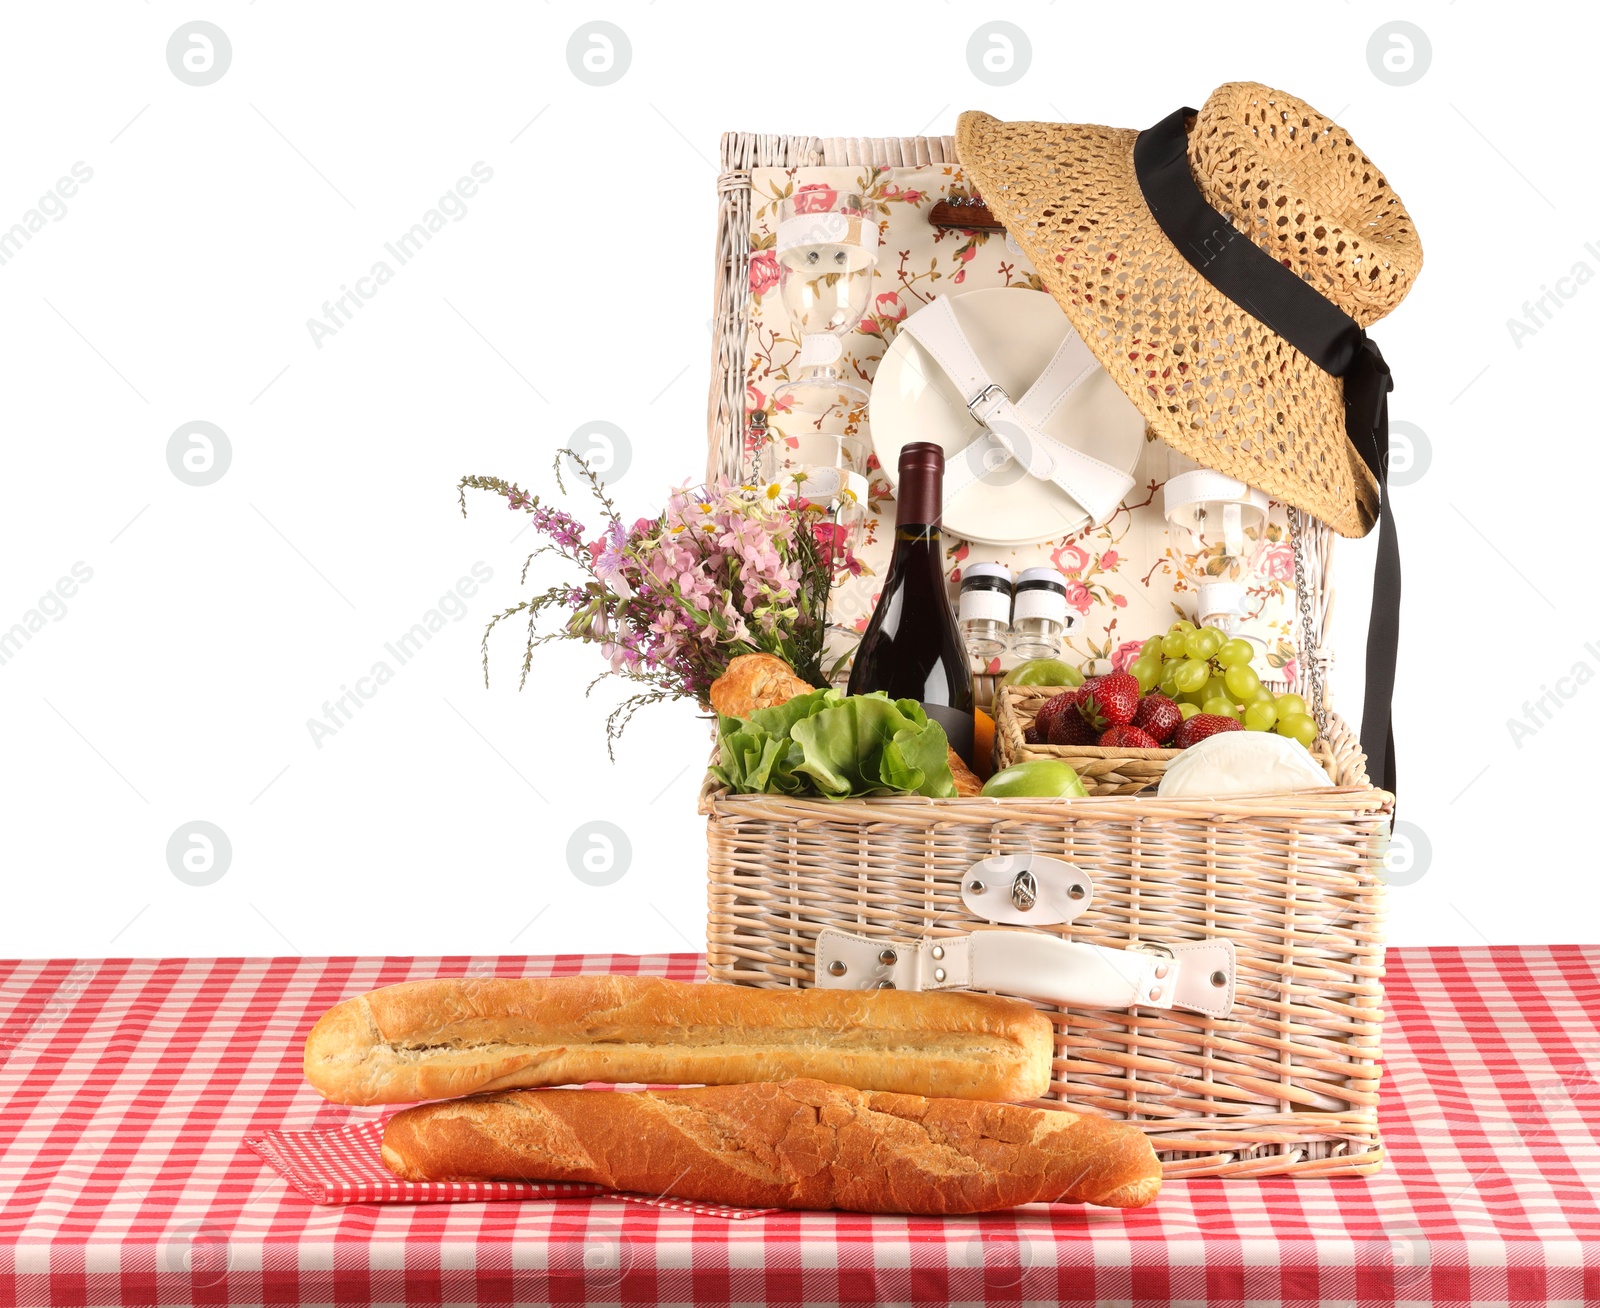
[709,689,955,800]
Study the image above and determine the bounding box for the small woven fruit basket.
[700,130,1393,1180]
[993,684,1341,796]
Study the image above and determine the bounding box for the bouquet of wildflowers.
[459,452,831,753]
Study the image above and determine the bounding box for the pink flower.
[793,183,837,214]
[1099,549,1119,570]
[1110,639,1147,673]
[1283,658,1299,686]
[749,249,779,296]
[1052,542,1089,575]
[1064,581,1092,615]
[903,190,924,203]
[952,270,966,284]
[874,292,907,322]
[1262,543,1294,583]
[745,384,765,413]
[958,244,977,262]
[1111,594,1128,608]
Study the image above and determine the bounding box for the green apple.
[1000,658,1084,689]
[982,760,1090,799]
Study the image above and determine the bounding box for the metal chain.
[1290,508,1330,736]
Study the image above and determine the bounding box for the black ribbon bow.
[1133,107,1401,796]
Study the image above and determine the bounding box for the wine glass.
[774,189,877,414]
[1163,449,1270,634]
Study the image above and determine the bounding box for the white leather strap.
[774,211,879,256]
[1163,470,1270,560]
[897,295,1135,528]
[814,927,1236,1019]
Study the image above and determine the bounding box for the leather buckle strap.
[965,381,1010,426]
[898,295,1134,529]
[814,927,1236,1019]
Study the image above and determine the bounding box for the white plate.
[869,289,1144,546]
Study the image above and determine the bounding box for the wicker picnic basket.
[699,132,1393,1178]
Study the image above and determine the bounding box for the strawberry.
[1100,724,1161,749]
[1130,692,1182,745]
[1047,708,1100,746]
[1172,713,1244,749]
[1077,672,1140,728]
[1023,724,1043,745]
[1031,690,1079,741]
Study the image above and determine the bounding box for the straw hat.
[955,83,1422,539]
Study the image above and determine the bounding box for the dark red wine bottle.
[847,442,975,763]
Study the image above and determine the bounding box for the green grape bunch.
[1128,621,1317,748]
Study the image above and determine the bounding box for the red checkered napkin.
[246,1118,776,1219]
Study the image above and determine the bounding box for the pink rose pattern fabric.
[743,165,1300,682]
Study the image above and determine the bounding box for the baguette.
[305,975,1054,1105]
[380,1078,1161,1212]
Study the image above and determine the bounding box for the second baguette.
[305,975,1054,1105]
[381,1078,1162,1212]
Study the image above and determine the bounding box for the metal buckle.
[965,382,1009,425]
[1010,870,1038,912]
[1128,942,1174,959]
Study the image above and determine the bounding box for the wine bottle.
[847,442,975,763]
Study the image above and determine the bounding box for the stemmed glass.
[764,188,880,678]
[774,189,877,414]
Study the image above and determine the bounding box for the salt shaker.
[1010,567,1072,659]
[957,563,1013,659]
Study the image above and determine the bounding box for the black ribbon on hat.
[1133,106,1400,797]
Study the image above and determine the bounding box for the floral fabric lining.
[742,164,1300,681]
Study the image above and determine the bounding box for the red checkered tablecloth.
[1,948,1597,1307]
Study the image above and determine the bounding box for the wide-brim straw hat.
[955,82,1422,539]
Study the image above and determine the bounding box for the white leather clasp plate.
[814,928,1236,1019]
[960,854,1092,926]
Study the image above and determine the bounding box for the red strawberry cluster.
[1023,674,1245,752]
[1022,673,1161,750]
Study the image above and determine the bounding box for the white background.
[2,3,1592,960]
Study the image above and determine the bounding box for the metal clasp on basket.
[1010,870,1037,912]
[962,854,1091,926]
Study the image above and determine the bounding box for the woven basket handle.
[814,928,1235,1019]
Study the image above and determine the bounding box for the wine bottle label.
[1013,587,1068,624]
[957,587,1011,624]
[921,702,975,766]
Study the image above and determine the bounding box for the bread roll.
[305,975,1054,1106]
[708,653,814,718]
[947,748,983,796]
[380,1078,1161,1212]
